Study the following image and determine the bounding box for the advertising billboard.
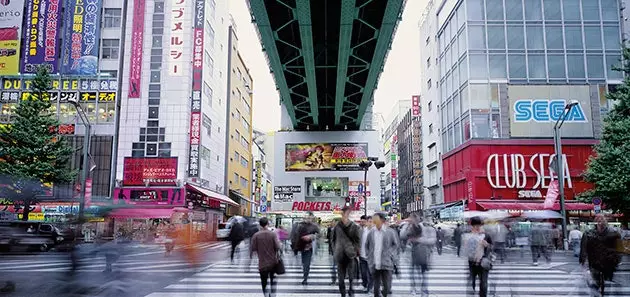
[187,0,204,177]
[113,187,185,206]
[168,0,187,76]
[508,85,594,138]
[127,0,145,98]
[0,0,25,75]
[1,77,118,104]
[285,143,368,171]
[123,157,178,186]
[60,0,102,75]
[21,0,61,74]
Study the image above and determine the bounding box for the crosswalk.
[145,252,630,297]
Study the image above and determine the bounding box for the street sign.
[358,183,364,193]
[594,204,601,214]
[593,198,602,205]
[260,204,267,212]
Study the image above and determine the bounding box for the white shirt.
[361,226,370,259]
[373,226,385,270]
[568,229,583,241]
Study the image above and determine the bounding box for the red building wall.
[441,139,597,210]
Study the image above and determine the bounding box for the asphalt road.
[0,241,237,297]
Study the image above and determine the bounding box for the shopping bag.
[275,252,286,275]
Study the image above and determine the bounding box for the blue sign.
[514,100,587,123]
[358,183,364,193]
[60,0,102,75]
[593,198,602,205]
[260,204,267,213]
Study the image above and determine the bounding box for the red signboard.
[123,157,178,186]
[441,139,597,210]
[412,95,420,116]
[128,0,146,98]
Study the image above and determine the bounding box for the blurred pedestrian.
[366,213,399,297]
[331,206,361,297]
[568,226,583,257]
[580,215,621,296]
[229,218,246,263]
[436,227,445,255]
[291,212,320,285]
[276,225,289,251]
[454,223,463,257]
[401,213,433,296]
[462,216,493,297]
[359,215,373,293]
[327,221,338,285]
[530,223,550,266]
[250,217,281,297]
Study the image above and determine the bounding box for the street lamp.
[64,98,92,222]
[358,157,385,216]
[553,99,579,250]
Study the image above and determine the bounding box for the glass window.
[545,26,564,49]
[103,8,122,28]
[587,55,604,78]
[203,82,212,99]
[601,0,619,20]
[441,105,447,128]
[487,25,505,49]
[240,156,248,167]
[446,73,452,96]
[453,64,460,88]
[528,54,546,79]
[472,113,491,138]
[470,84,490,109]
[457,4,466,28]
[507,25,525,49]
[548,54,566,78]
[565,26,583,49]
[454,122,462,147]
[470,54,488,79]
[453,92,461,118]
[563,0,581,20]
[543,0,562,20]
[458,31,467,56]
[461,85,469,114]
[489,54,507,78]
[567,54,586,78]
[486,0,504,20]
[469,25,486,49]
[446,47,452,70]
[468,0,485,20]
[606,55,623,79]
[207,26,215,48]
[582,0,600,20]
[603,26,620,50]
[448,127,454,150]
[205,53,214,77]
[98,102,115,122]
[584,26,602,49]
[525,0,543,20]
[508,55,527,78]
[240,177,248,188]
[101,39,120,59]
[447,99,453,123]
[526,25,544,49]
[234,151,240,161]
[305,177,349,198]
[460,56,469,83]
[505,0,523,20]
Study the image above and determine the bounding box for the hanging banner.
[0,0,25,75]
[21,0,61,73]
[60,0,102,75]
[168,0,187,76]
[187,0,204,177]
[128,0,145,98]
[543,180,559,209]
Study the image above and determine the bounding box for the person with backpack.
[462,216,493,297]
[291,212,320,285]
[331,206,361,297]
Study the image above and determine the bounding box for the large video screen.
[285,143,368,171]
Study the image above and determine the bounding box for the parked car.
[0,221,75,252]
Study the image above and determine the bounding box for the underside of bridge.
[249,0,405,131]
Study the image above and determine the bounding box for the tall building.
[225,21,254,217]
[420,0,621,218]
[380,100,411,212]
[251,133,272,215]
[397,105,423,219]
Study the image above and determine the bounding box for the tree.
[0,67,76,221]
[582,45,630,219]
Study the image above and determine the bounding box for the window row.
[132,142,171,158]
[467,0,619,22]
[441,112,502,152]
[233,173,249,189]
[0,101,115,124]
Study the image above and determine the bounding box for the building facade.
[380,100,411,212]
[397,107,423,218]
[225,22,254,217]
[422,0,622,216]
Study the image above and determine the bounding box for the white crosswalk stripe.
[145,252,630,297]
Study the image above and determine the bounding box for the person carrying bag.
[250,218,282,297]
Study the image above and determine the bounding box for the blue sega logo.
[513,100,587,123]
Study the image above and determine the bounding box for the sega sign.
[514,100,587,123]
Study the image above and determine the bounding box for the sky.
[229,0,427,132]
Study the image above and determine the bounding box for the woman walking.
[250,217,282,297]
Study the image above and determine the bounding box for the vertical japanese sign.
[21,0,61,74]
[412,95,420,117]
[128,0,145,98]
[60,0,102,75]
[169,0,186,76]
[0,0,25,75]
[255,160,262,203]
[187,0,204,177]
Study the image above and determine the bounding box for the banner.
[285,143,368,171]
[0,0,25,75]
[21,0,61,73]
[128,0,145,98]
[543,180,559,209]
[123,157,178,186]
[168,0,187,76]
[60,0,102,75]
[187,0,204,177]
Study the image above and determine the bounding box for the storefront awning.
[427,200,463,210]
[108,208,175,219]
[186,184,239,206]
[229,189,251,203]
[476,200,594,211]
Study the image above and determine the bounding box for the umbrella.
[462,210,510,220]
[521,210,563,220]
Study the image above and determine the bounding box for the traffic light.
[345,197,351,207]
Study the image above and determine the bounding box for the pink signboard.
[412,95,420,116]
[113,187,185,206]
[187,0,205,178]
[128,0,146,98]
[123,157,178,186]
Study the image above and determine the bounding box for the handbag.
[274,250,286,275]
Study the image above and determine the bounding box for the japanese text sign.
[61,0,102,75]
[22,0,62,73]
[128,0,145,98]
